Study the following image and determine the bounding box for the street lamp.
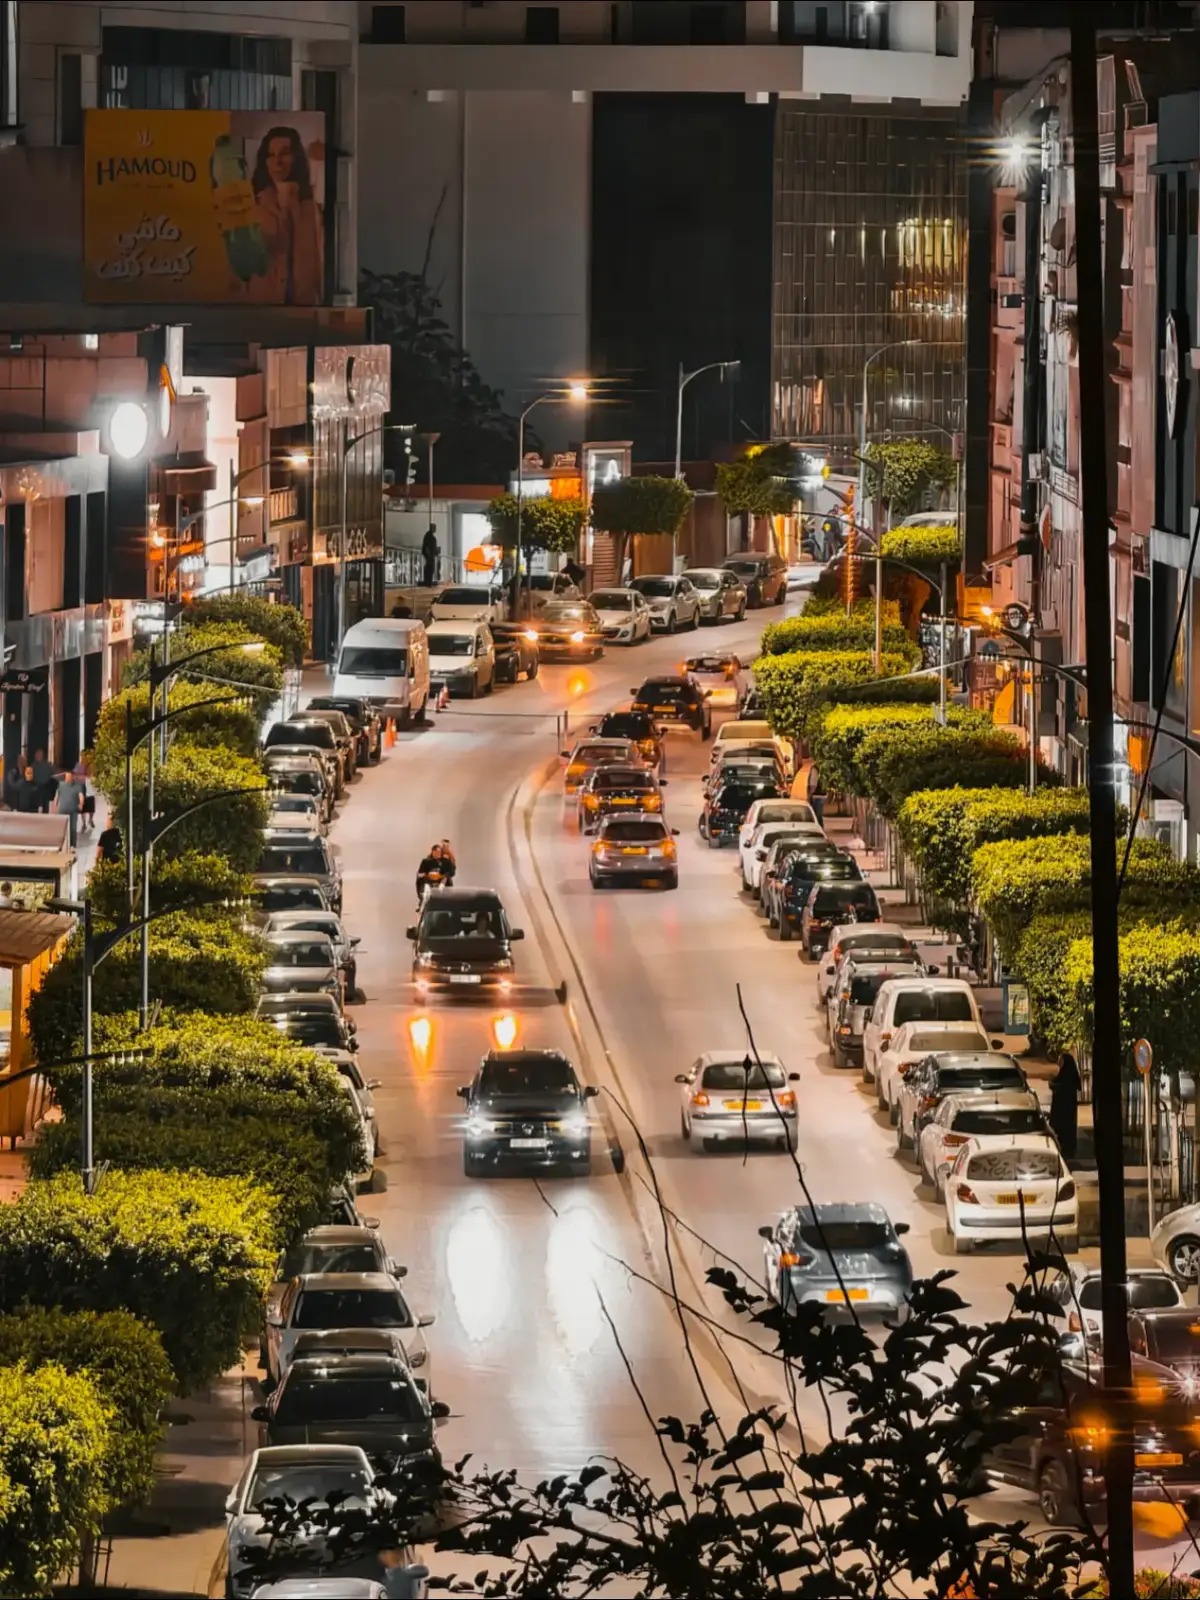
[674,360,740,481]
[339,421,417,650]
[515,383,590,617]
[108,401,151,462]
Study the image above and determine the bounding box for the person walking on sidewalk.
[14,764,40,814]
[54,768,87,846]
[1048,1051,1081,1162]
[30,749,54,814]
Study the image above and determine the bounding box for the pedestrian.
[96,820,123,863]
[54,767,87,846]
[1048,1050,1081,1162]
[0,883,14,908]
[421,525,440,588]
[30,748,54,814]
[563,556,585,590]
[1,755,23,812]
[15,764,40,814]
[807,766,826,829]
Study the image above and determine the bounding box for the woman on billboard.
[249,126,323,305]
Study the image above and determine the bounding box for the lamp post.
[674,360,740,482]
[515,384,590,617]
[338,421,417,651]
[857,340,919,671]
[844,548,949,724]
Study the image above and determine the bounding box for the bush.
[761,612,915,657]
[798,595,900,624]
[0,1363,112,1598]
[28,914,267,1064]
[86,852,251,924]
[855,714,1005,815]
[124,622,285,711]
[486,493,587,553]
[810,702,938,796]
[90,679,261,798]
[125,742,268,867]
[0,1309,172,1511]
[880,523,962,565]
[752,649,919,744]
[185,595,308,667]
[0,1170,274,1392]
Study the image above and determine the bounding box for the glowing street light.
[108,401,150,461]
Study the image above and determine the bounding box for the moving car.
[257,832,342,913]
[630,675,712,737]
[490,620,540,683]
[428,583,507,624]
[701,776,783,848]
[590,710,664,768]
[760,1203,912,1317]
[306,695,383,765]
[223,1445,390,1600]
[1043,1263,1183,1339]
[894,1049,1026,1150]
[252,876,333,919]
[333,617,431,728]
[742,821,827,893]
[264,910,360,1001]
[722,552,788,607]
[533,601,604,661]
[252,1354,448,1469]
[1151,1201,1200,1284]
[268,794,327,836]
[407,887,524,997]
[826,956,926,1069]
[256,992,357,1056]
[577,765,664,834]
[264,753,334,826]
[682,653,745,708]
[588,587,652,644]
[863,976,984,1090]
[458,1048,598,1176]
[815,924,917,1003]
[629,573,701,632]
[562,736,643,795]
[590,815,679,889]
[676,1052,799,1152]
[425,617,495,698]
[685,566,747,623]
[917,1090,1046,1197]
[797,880,882,957]
[1129,1307,1200,1398]
[944,1133,1078,1254]
[260,931,342,999]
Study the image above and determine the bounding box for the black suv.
[701,777,781,847]
[772,853,863,941]
[631,677,712,737]
[591,710,663,767]
[491,621,541,684]
[408,887,524,997]
[799,880,882,958]
[307,695,383,765]
[458,1048,598,1176]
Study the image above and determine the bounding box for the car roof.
[295,1271,399,1290]
[788,1202,893,1224]
[571,737,634,751]
[286,1353,411,1380]
[267,910,340,927]
[254,875,327,889]
[251,1444,371,1466]
[695,1050,784,1069]
[830,922,910,941]
[596,814,667,832]
[959,1132,1059,1154]
[258,992,340,1012]
[637,675,690,688]
[422,885,502,903]
[928,1052,1020,1072]
[880,975,974,993]
[296,1225,379,1246]
[1133,1305,1199,1326]
[941,1090,1041,1113]
[483,1047,571,1065]
[586,766,654,782]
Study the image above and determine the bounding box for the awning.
[0,909,73,969]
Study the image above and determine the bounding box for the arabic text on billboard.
[85,110,326,305]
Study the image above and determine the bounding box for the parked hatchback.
[760,1202,913,1317]
[253,1354,448,1471]
[261,931,342,999]
[629,573,701,633]
[685,567,747,623]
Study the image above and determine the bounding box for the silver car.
[629,573,701,632]
[589,814,679,889]
[760,1202,913,1317]
[258,830,343,914]
[264,1224,406,1329]
[268,793,328,835]
[261,931,342,999]
[684,567,748,623]
[676,1052,799,1151]
[264,910,360,1000]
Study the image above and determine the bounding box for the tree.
[360,268,522,484]
[716,443,797,556]
[486,494,587,554]
[863,440,956,520]
[590,475,693,579]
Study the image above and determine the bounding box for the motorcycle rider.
[415,842,447,905]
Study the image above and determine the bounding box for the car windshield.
[573,744,627,767]
[797,1221,893,1252]
[259,844,329,877]
[938,1067,1024,1094]
[272,796,316,813]
[478,1057,577,1096]
[282,1242,379,1277]
[295,1289,412,1329]
[1145,1321,1200,1359]
[714,784,775,810]
[275,1374,427,1425]
[600,715,652,739]
[724,561,761,576]
[601,820,668,842]
[543,604,593,624]
[848,975,889,1004]
[268,723,334,749]
[965,1150,1061,1181]
[591,591,632,609]
[275,772,323,798]
[893,991,974,1025]
[687,571,721,590]
[270,941,332,968]
[1079,1277,1180,1311]
[247,1463,371,1512]
[813,886,878,916]
[430,634,475,657]
[701,1061,786,1091]
[952,1107,1044,1136]
[632,578,675,598]
[640,682,685,701]
[755,804,816,826]
[909,1030,989,1052]
[436,588,492,605]
[278,917,339,939]
[687,656,738,673]
[338,646,408,676]
[258,885,325,912]
[423,904,503,940]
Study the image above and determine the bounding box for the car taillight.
[661,839,677,858]
[1057,1180,1076,1202]
[1068,1311,1082,1332]
[778,1091,796,1109]
[1069,1420,1111,1450]
[779,1251,812,1269]
[691,1091,710,1107]
[643,793,662,809]
[956,1183,980,1205]
[943,1133,968,1147]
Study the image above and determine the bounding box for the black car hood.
[475,1097,582,1118]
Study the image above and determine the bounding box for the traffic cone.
[385,719,396,748]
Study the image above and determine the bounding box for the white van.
[333,618,430,726]
[426,618,496,699]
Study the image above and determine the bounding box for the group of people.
[416,840,457,905]
[2,751,93,843]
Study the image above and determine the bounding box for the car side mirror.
[362,1215,380,1229]
[225,1490,240,1516]
[367,1079,382,1091]
[584,1084,600,1097]
[456,1085,469,1099]
[431,1400,451,1421]
[927,964,940,975]
[417,1312,436,1329]
[894,1222,911,1236]
[511,928,525,941]
[405,925,417,940]
[588,725,598,734]
[350,936,362,947]
[265,1307,283,1327]
[560,750,570,758]
[630,688,639,695]
[349,1038,360,1052]
[674,1073,690,1084]
[387,1258,406,1277]
[671,827,680,836]
[250,1404,269,1422]
[659,778,669,786]
[788,1072,800,1082]
[757,1225,774,1241]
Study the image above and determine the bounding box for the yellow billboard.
[85,110,326,305]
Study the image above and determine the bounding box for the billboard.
[85,110,326,305]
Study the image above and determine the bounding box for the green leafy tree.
[486,494,587,554]
[716,442,798,517]
[184,595,308,667]
[881,522,962,565]
[123,621,285,707]
[589,475,694,579]
[86,852,250,924]
[863,439,956,519]
[99,742,269,869]
[89,679,261,797]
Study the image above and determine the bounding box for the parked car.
[428,583,507,624]
[590,710,664,768]
[292,709,359,781]
[895,1050,1026,1151]
[589,815,679,889]
[526,571,582,612]
[265,1225,406,1330]
[257,832,342,914]
[760,1203,912,1317]
[256,992,357,1056]
[533,601,604,661]
[826,956,926,1069]
[770,852,863,940]
[742,821,827,893]
[917,1090,1046,1198]
[333,617,430,729]
[306,695,383,765]
[1042,1263,1183,1339]
[944,1133,1077,1255]
[490,620,541,683]
[863,976,984,1093]
[682,652,745,709]
[630,675,712,737]
[264,752,335,825]
[264,910,360,1001]
[264,1272,433,1386]
[1151,1202,1200,1285]
[1129,1307,1200,1398]
[458,1048,598,1176]
[701,777,783,848]
[265,719,345,798]
[629,573,701,632]
[676,1052,799,1152]
[260,931,342,999]
[577,765,664,834]
[722,552,787,607]
[815,924,917,1003]
[561,736,643,795]
[738,797,820,854]
[588,587,652,644]
[253,1354,448,1470]
[759,840,845,922]
[708,720,793,781]
[882,1020,1000,1132]
[798,880,882,958]
[268,794,327,836]
[704,748,788,798]
[685,567,747,623]
[325,1051,381,1151]
[408,886,524,997]
[252,876,333,919]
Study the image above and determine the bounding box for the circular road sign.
[1133,1038,1153,1076]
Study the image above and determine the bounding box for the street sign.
[1134,1037,1153,1076]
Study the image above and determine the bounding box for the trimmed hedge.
[90,680,261,800]
[753,649,920,744]
[867,722,1022,818]
[761,612,915,657]
[0,1308,172,1511]
[86,851,251,924]
[798,595,900,624]
[880,523,962,565]
[0,1362,112,1598]
[124,620,285,706]
[809,703,944,797]
[0,1171,274,1393]
[185,595,308,667]
[123,742,268,868]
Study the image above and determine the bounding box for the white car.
[741,821,827,892]
[223,1445,393,1600]
[588,588,652,644]
[876,1020,995,1122]
[862,976,983,1089]
[428,583,507,623]
[629,573,701,632]
[676,1051,798,1151]
[527,571,583,612]
[1042,1263,1183,1337]
[267,794,327,836]
[815,923,916,1003]
[917,1090,1045,1197]
[738,797,819,852]
[264,1272,433,1387]
[944,1134,1078,1255]
[1151,1203,1200,1284]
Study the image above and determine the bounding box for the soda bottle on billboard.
[209,133,268,282]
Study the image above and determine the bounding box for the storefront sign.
[1002,979,1031,1036]
[84,110,326,304]
[108,600,132,644]
[0,665,48,695]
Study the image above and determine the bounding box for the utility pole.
[1071,20,1134,1591]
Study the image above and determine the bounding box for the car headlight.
[466,1116,497,1137]
[559,1112,589,1137]
[493,957,514,970]
[416,952,437,967]
[571,630,587,643]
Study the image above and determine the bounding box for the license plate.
[994,1192,1040,1205]
[613,796,638,805]
[449,974,482,985]
[1137,1452,1184,1468]
[621,846,648,855]
[510,1137,546,1149]
[654,706,677,713]
[725,1099,763,1111]
[826,1288,869,1303]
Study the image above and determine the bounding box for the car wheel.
[680,1110,689,1141]
[702,719,713,740]
[702,1137,718,1153]
[736,603,747,622]
[1038,1458,1082,1528]
[952,1230,972,1256]
[831,1041,845,1069]
[888,1096,899,1127]
[896,1117,912,1153]
[664,872,679,889]
[781,1128,798,1153]
[666,611,677,634]
[1170,1236,1200,1283]
[528,658,539,679]
[876,1076,887,1111]
[778,918,792,942]
[861,1058,872,1085]
[688,608,699,630]
[484,674,495,695]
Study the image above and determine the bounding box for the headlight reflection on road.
[545,1204,606,1358]
[567,669,592,699]
[446,1206,512,1344]
[491,1012,520,1050]
[407,1014,434,1069]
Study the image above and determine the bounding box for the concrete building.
[357,0,974,468]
